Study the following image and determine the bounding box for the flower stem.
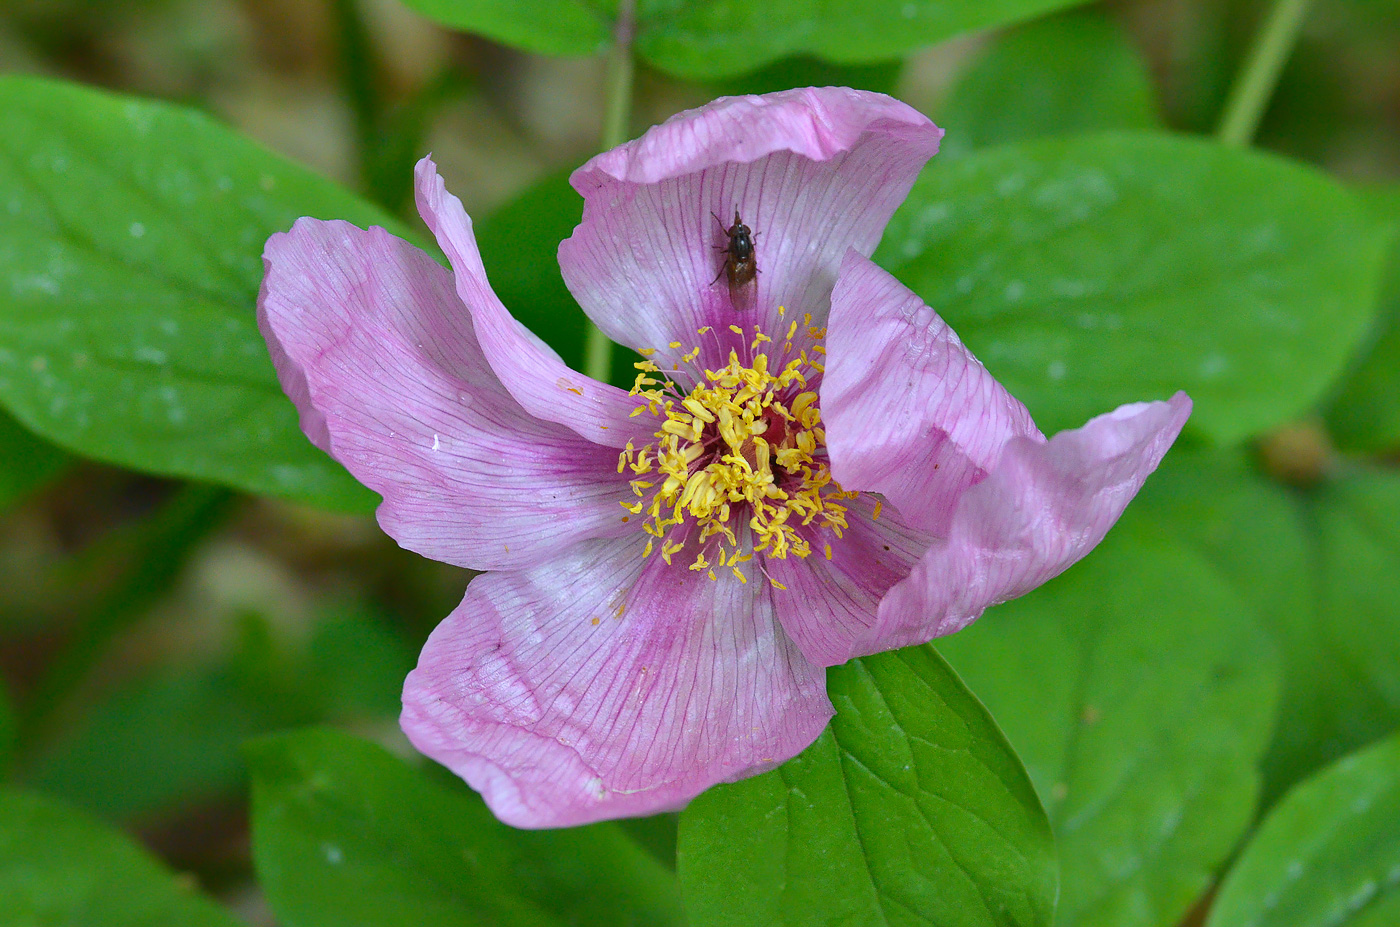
[329,0,384,194]
[1215,0,1315,147]
[582,0,637,384]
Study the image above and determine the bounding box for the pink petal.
[413,157,651,447]
[859,393,1193,654]
[558,88,942,371]
[762,494,933,667]
[258,218,633,572]
[823,252,1041,535]
[400,534,832,828]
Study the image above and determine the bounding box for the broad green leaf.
[636,0,1098,80]
[1325,187,1400,452]
[246,727,684,927]
[26,604,412,820]
[0,75,411,512]
[26,664,290,821]
[396,0,609,57]
[678,646,1057,927]
[706,55,903,97]
[1136,454,1400,804]
[938,10,1159,158]
[876,131,1391,444]
[0,411,67,511]
[1279,472,1400,790]
[1208,732,1400,927]
[937,521,1281,927]
[0,787,242,927]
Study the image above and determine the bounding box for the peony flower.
[258,87,1190,828]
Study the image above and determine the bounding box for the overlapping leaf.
[246,727,684,927]
[1209,732,1400,927]
[396,0,1102,80]
[679,645,1057,927]
[0,76,409,511]
[937,9,1159,158]
[0,788,242,927]
[937,516,1281,927]
[1325,186,1400,452]
[1138,452,1400,803]
[877,131,1391,444]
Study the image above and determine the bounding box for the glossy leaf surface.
[1209,732,1400,927]
[878,132,1390,443]
[637,0,1099,80]
[0,76,407,511]
[0,788,242,927]
[396,0,609,56]
[1325,187,1400,452]
[938,518,1280,927]
[1138,452,1400,803]
[679,645,1057,927]
[247,727,684,927]
[938,10,1159,158]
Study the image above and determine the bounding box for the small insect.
[711,209,757,295]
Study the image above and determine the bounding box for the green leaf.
[1136,454,1400,805]
[26,664,290,821]
[26,604,412,821]
[0,75,412,512]
[396,0,609,57]
[1208,732,1400,927]
[678,646,1057,927]
[938,10,1159,158]
[1282,472,1400,790]
[1325,186,1400,453]
[637,0,1098,80]
[705,55,903,97]
[0,787,243,927]
[246,727,684,927]
[877,132,1390,444]
[937,520,1281,927]
[0,411,67,511]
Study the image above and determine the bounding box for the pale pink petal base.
[823,252,1041,536]
[258,219,632,572]
[401,535,833,828]
[763,493,932,668]
[859,393,1193,655]
[414,158,652,448]
[558,88,942,372]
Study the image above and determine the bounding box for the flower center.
[618,316,855,586]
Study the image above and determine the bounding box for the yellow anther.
[616,323,853,584]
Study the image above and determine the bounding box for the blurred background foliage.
[0,0,1398,925]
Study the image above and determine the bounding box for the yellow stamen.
[616,322,852,583]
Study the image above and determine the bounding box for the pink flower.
[258,87,1190,828]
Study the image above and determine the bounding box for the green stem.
[330,0,385,196]
[582,0,637,384]
[1216,0,1315,147]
